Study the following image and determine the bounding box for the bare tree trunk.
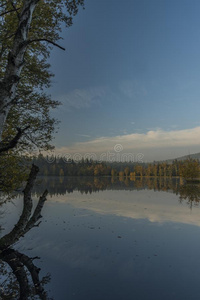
[0,0,40,138]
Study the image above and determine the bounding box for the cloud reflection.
[47,188,200,227]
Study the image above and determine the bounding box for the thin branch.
[0,2,7,9]
[9,0,20,19]
[27,39,65,51]
[23,131,41,149]
[0,7,20,17]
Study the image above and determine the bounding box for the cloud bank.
[54,126,200,161]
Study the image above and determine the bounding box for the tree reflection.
[32,176,200,210]
[32,176,181,196]
[179,183,200,209]
[0,165,51,299]
[0,248,50,299]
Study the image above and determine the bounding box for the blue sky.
[48,0,200,161]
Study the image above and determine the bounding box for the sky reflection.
[1,177,200,300]
[44,181,200,227]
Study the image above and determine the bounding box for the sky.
[48,0,200,162]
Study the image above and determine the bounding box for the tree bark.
[0,0,40,138]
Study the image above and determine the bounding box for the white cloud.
[55,126,200,159]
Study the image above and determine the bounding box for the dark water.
[1,177,200,300]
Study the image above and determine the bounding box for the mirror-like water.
[1,177,200,300]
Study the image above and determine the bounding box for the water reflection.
[179,183,200,209]
[0,166,51,300]
[1,176,200,300]
[34,176,181,195]
[0,248,50,299]
[32,176,200,209]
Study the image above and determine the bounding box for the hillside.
[165,152,200,163]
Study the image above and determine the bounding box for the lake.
[1,176,200,300]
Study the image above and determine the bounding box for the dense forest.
[32,154,200,178]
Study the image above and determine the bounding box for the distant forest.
[32,154,198,177]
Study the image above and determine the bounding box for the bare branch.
[24,189,48,233]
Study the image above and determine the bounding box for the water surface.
[1,177,200,300]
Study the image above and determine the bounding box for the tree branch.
[9,0,20,19]
[0,7,20,17]
[24,189,48,234]
[27,39,65,51]
[0,2,7,9]
[0,125,30,154]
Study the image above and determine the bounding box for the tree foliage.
[0,0,84,192]
[179,159,200,180]
[0,0,84,152]
[31,155,199,178]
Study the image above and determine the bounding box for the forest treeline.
[32,154,200,178]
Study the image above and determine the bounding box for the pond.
[1,176,200,300]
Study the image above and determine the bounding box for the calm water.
[1,177,200,299]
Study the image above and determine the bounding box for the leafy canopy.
[0,0,84,192]
[180,159,200,180]
[0,0,84,152]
